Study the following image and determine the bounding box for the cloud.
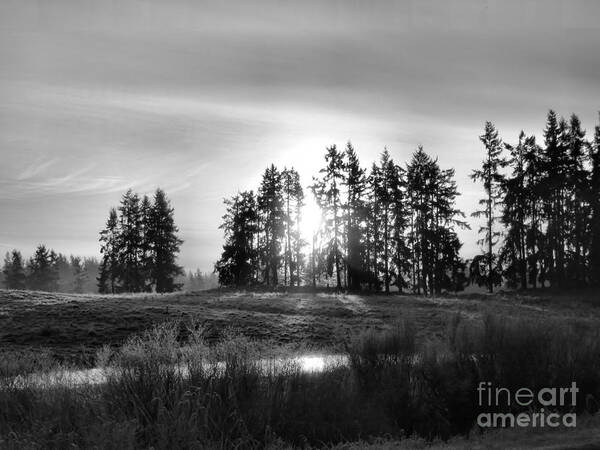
[16,157,58,181]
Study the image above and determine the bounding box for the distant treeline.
[184,270,219,291]
[1,188,213,294]
[216,110,600,293]
[97,188,184,293]
[2,246,100,293]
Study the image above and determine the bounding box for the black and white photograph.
[1,1,600,448]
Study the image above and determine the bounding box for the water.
[4,353,349,389]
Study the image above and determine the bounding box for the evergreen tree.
[215,191,259,286]
[258,165,285,286]
[407,146,467,295]
[372,149,402,293]
[147,188,184,292]
[27,244,59,291]
[470,121,507,292]
[366,162,383,291]
[117,189,145,292]
[140,194,154,292]
[589,114,600,284]
[343,142,367,291]
[98,207,120,293]
[282,168,304,287]
[311,145,345,290]
[2,250,26,289]
[70,255,87,293]
[541,110,568,287]
[501,132,530,289]
[563,114,588,284]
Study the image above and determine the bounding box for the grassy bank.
[1,312,599,449]
[1,288,600,366]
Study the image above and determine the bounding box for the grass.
[1,309,600,449]
[1,287,600,366]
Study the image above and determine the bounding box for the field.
[2,288,600,366]
[1,288,600,449]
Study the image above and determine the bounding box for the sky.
[1,0,599,272]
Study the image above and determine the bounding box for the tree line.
[216,145,469,294]
[2,246,99,293]
[98,188,184,293]
[471,110,600,291]
[217,110,600,293]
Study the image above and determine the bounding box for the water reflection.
[5,353,349,388]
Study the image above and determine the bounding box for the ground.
[1,287,599,366]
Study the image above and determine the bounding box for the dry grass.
[1,308,600,448]
[1,287,599,366]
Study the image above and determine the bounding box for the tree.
[98,207,120,293]
[563,114,588,284]
[590,113,600,284]
[70,255,88,293]
[140,194,154,292]
[343,142,367,291]
[27,244,59,291]
[501,132,530,289]
[2,250,26,289]
[541,110,568,288]
[258,165,285,286]
[407,146,468,295]
[215,191,259,286]
[117,189,145,292]
[312,145,345,290]
[471,121,507,293]
[282,168,304,287]
[371,149,403,293]
[147,188,184,292]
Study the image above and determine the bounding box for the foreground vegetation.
[1,302,600,448]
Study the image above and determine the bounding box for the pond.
[6,353,349,388]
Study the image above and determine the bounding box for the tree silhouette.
[215,191,258,286]
[471,122,507,293]
[312,145,345,290]
[2,250,26,290]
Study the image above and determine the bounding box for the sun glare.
[300,199,322,240]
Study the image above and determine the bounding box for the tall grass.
[1,313,599,448]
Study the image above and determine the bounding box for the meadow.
[1,288,600,448]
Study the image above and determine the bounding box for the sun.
[300,199,323,240]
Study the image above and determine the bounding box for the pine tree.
[146,189,184,292]
[501,132,530,289]
[98,207,120,293]
[2,250,26,289]
[541,111,568,287]
[589,113,600,284]
[117,189,145,292]
[407,146,467,295]
[311,145,345,290]
[522,135,545,288]
[470,121,507,293]
[366,162,383,291]
[27,244,59,291]
[282,168,304,287]
[343,142,367,292]
[70,255,87,293]
[258,165,285,286]
[215,191,259,286]
[372,149,401,293]
[563,114,588,284]
[140,194,154,292]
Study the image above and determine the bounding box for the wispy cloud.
[16,157,58,181]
